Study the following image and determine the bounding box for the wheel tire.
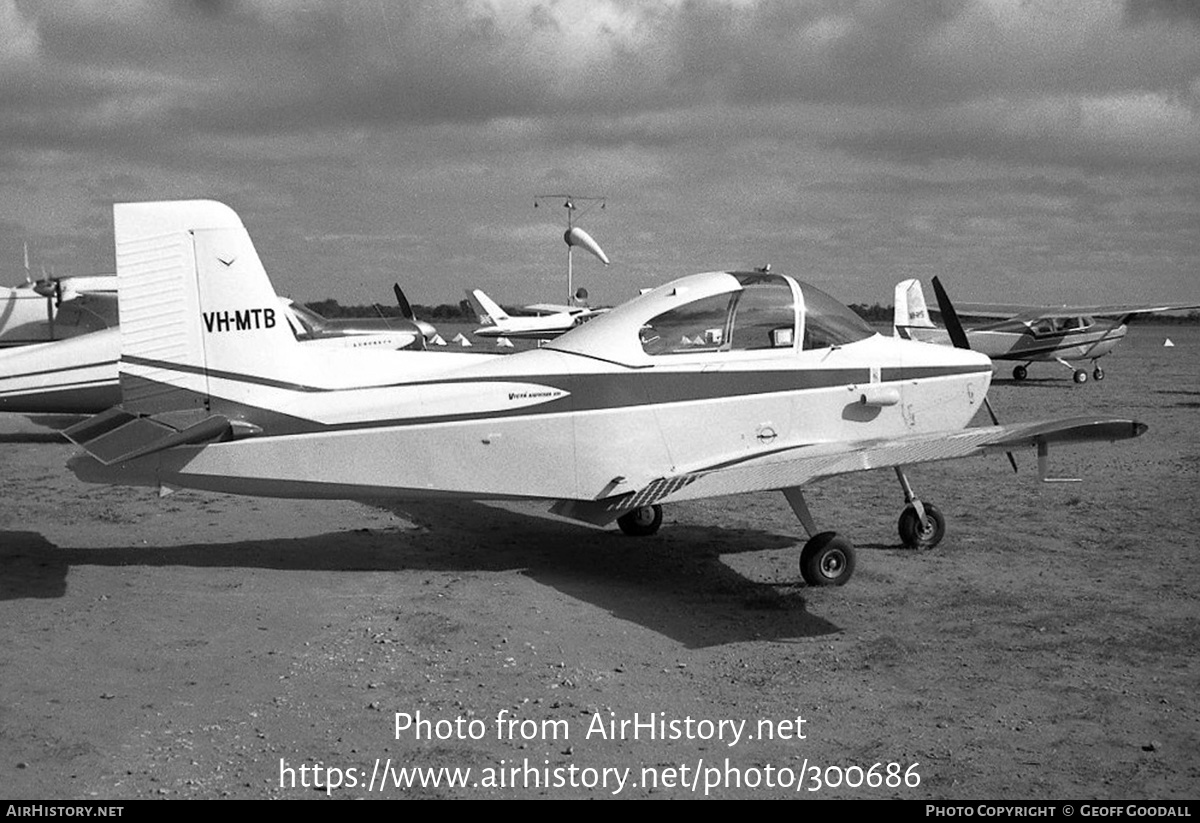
[898,503,946,549]
[1093,367,1104,381]
[799,532,856,587]
[1073,369,1088,384]
[1012,365,1027,381]
[617,504,663,536]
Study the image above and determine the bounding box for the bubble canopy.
[547,270,876,365]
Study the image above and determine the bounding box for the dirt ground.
[1,325,1197,799]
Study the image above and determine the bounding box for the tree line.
[304,298,1200,325]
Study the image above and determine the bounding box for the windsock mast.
[534,194,607,307]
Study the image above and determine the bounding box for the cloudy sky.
[1,0,1197,309]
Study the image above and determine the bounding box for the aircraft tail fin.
[114,200,302,415]
[466,288,509,325]
[893,278,934,338]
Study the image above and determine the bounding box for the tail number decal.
[203,308,277,333]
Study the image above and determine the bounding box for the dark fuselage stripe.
[0,359,118,382]
[119,360,990,436]
[123,353,983,398]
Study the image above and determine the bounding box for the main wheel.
[799,532,856,587]
[1012,365,1028,381]
[898,503,945,549]
[1073,369,1088,384]
[617,504,663,536]
[1093,366,1104,381]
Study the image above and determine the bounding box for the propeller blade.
[933,277,1017,472]
[393,283,415,320]
[370,303,394,327]
[931,276,970,350]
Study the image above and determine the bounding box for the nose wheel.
[898,502,945,549]
[894,466,945,549]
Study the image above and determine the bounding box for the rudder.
[115,200,300,414]
[466,288,509,325]
[893,278,933,338]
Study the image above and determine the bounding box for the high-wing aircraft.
[0,287,436,415]
[465,287,608,340]
[65,200,1147,587]
[893,278,1199,384]
[0,274,119,347]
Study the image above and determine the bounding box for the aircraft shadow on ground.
[0,431,69,443]
[990,377,1079,390]
[1153,389,1200,409]
[0,500,841,646]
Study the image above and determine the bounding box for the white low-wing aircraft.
[465,287,608,340]
[0,274,118,347]
[894,278,1199,384]
[66,200,1147,587]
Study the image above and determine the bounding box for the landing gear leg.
[782,487,856,586]
[895,466,945,549]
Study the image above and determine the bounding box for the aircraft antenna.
[534,194,607,307]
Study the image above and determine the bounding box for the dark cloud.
[0,1,1196,303]
[1125,0,1200,28]
[6,1,1198,151]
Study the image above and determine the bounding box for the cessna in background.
[66,201,1146,587]
[465,287,609,340]
[0,285,436,415]
[894,278,1199,384]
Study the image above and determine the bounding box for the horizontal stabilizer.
[65,407,232,465]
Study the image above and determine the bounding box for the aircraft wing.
[523,302,579,314]
[954,301,1200,321]
[54,291,120,326]
[553,417,1146,526]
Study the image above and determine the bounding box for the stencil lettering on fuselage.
[202,308,277,333]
